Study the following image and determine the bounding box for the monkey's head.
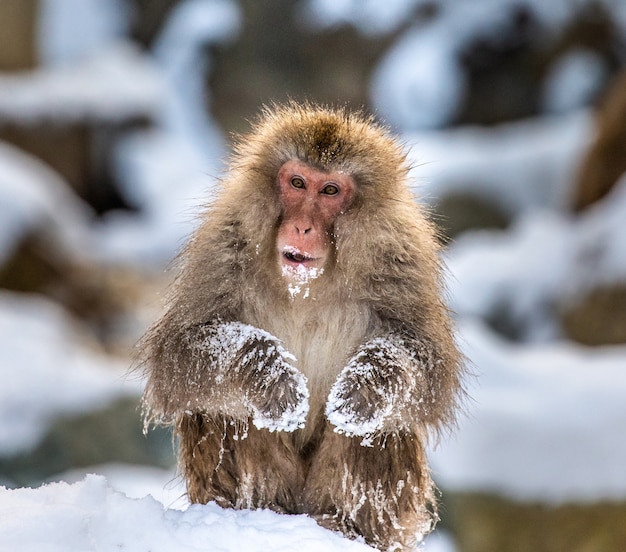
[225,102,414,289]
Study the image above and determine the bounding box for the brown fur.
[139,102,465,551]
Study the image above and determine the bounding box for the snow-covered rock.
[0,141,93,266]
[431,319,626,503]
[0,292,138,456]
[406,110,592,214]
[0,43,163,124]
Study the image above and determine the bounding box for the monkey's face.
[276,159,355,283]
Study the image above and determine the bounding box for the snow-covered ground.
[411,113,626,504]
[2,0,626,551]
[0,474,378,552]
[0,462,455,551]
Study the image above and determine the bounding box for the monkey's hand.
[221,323,309,432]
[326,335,415,444]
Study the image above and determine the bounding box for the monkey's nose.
[295,225,312,235]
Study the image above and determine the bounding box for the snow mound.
[0,474,375,552]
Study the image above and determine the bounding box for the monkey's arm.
[142,321,309,432]
[325,333,451,443]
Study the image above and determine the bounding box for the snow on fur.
[326,335,418,445]
[203,321,309,432]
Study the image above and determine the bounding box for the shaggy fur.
[139,102,465,551]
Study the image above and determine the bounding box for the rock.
[0,397,174,488]
[433,193,511,243]
[0,0,37,71]
[0,43,163,214]
[560,284,626,346]
[572,70,626,211]
[446,492,626,552]
[209,0,399,134]
[0,229,153,352]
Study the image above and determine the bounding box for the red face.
[276,159,356,281]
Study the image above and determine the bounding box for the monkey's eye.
[291,177,305,189]
[321,183,339,196]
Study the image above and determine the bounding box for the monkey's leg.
[177,413,305,513]
[303,426,437,552]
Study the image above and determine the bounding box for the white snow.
[298,0,426,36]
[151,0,239,162]
[212,322,309,433]
[38,0,130,67]
[365,0,626,129]
[56,463,186,508]
[326,366,391,442]
[426,172,626,503]
[541,49,610,114]
[281,250,325,299]
[96,0,241,265]
[0,43,163,124]
[0,474,377,552]
[95,129,217,265]
[444,212,571,341]
[326,335,418,443]
[370,24,465,129]
[0,468,455,551]
[0,292,139,456]
[406,110,592,213]
[445,177,626,341]
[1,0,240,267]
[430,319,626,503]
[143,321,310,433]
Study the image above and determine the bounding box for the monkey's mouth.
[280,247,325,285]
[282,247,316,265]
[281,247,324,287]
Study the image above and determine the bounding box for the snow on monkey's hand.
[223,322,309,432]
[326,336,414,444]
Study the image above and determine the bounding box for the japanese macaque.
[139,103,465,551]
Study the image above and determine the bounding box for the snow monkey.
[140,103,465,551]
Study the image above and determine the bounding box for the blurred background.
[1,1,625,551]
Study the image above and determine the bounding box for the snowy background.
[1,1,626,551]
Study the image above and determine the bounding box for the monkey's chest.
[277,313,368,405]
[244,296,371,411]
